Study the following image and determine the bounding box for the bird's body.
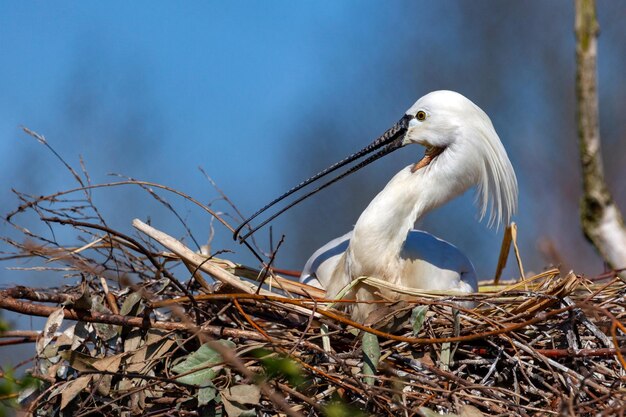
[300,229,476,294]
[299,91,517,321]
[301,164,479,321]
[235,90,517,323]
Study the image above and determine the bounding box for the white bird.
[235,90,517,323]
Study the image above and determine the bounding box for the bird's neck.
[347,163,469,279]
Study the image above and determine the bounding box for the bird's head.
[233,90,518,241]
[401,90,518,228]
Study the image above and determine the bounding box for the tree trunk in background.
[575,0,626,279]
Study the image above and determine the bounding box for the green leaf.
[90,296,118,340]
[251,349,306,388]
[0,317,9,332]
[59,350,98,372]
[361,332,380,385]
[177,367,218,386]
[198,383,219,406]
[440,342,451,371]
[323,400,367,417]
[172,340,235,387]
[411,306,429,335]
[120,292,143,316]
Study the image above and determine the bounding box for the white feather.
[301,91,517,322]
[301,229,476,292]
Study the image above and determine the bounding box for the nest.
[1,132,625,416]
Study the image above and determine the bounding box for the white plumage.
[299,90,518,322]
[301,230,477,293]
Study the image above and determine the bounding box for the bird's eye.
[416,110,427,121]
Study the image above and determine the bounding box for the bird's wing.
[302,229,477,293]
[300,231,352,288]
[400,230,477,292]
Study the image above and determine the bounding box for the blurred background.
[1,2,625,337]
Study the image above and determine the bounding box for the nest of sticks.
[1,135,625,416]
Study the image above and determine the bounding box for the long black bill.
[233,114,411,242]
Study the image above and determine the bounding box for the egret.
[235,90,518,322]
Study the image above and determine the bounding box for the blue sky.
[1,1,625,297]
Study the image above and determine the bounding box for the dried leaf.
[364,301,411,330]
[419,407,459,417]
[56,324,76,347]
[41,343,59,360]
[147,337,175,360]
[94,373,113,396]
[223,384,260,404]
[458,404,485,417]
[72,283,92,310]
[36,307,64,355]
[126,332,175,373]
[221,384,260,417]
[145,328,170,345]
[72,322,92,350]
[124,328,143,352]
[92,352,124,372]
[60,375,92,410]
[130,381,147,414]
[46,361,62,379]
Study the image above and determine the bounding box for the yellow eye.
[416,110,427,121]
